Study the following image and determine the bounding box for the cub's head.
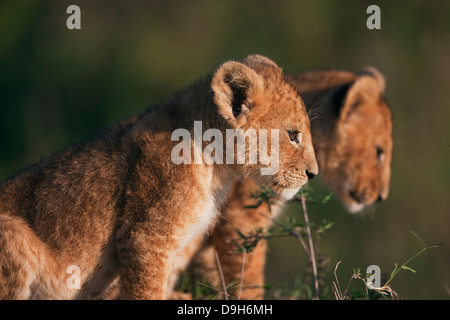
[211,55,318,200]
[322,68,393,213]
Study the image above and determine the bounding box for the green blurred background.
[0,0,449,299]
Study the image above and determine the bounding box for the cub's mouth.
[249,170,308,201]
[339,185,375,214]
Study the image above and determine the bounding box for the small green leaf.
[323,218,335,230]
[235,229,246,239]
[390,263,398,279]
[401,265,416,273]
[321,192,333,204]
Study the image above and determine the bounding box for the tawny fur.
[0,55,318,300]
[178,68,393,300]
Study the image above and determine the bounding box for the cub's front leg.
[115,204,212,300]
[115,155,219,299]
[115,217,177,300]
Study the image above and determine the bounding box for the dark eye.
[288,130,301,144]
[376,146,384,162]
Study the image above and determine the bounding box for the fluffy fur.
[0,55,317,300]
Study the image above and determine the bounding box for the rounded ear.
[211,61,264,129]
[335,71,385,122]
[241,54,282,72]
[360,66,386,94]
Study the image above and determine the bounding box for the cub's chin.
[278,187,301,200]
[270,180,306,201]
[250,173,304,201]
[343,201,365,214]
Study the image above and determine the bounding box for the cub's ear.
[333,69,385,122]
[211,61,264,129]
[360,67,386,94]
[241,54,282,72]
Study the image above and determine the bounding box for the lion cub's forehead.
[274,82,307,116]
[263,76,305,108]
[245,60,308,127]
[343,99,392,149]
[262,79,308,130]
[356,96,392,128]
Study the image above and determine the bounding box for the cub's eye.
[376,146,384,162]
[288,130,301,144]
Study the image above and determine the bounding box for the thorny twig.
[300,194,320,300]
[260,213,311,261]
[259,195,320,299]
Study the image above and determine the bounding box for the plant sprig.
[383,230,443,287]
[333,231,443,300]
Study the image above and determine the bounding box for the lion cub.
[0,55,317,300]
[182,67,393,299]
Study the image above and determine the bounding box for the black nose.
[376,195,383,202]
[306,170,316,180]
[349,190,363,203]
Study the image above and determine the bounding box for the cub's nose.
[349,190,364,204]
[304,156,319,180]
[306,170,317,180]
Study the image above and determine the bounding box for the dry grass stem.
[237,248,246,300]
[300,194,320,300]
[214,250,228,300]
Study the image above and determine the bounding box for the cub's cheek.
[279,188,300,200]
